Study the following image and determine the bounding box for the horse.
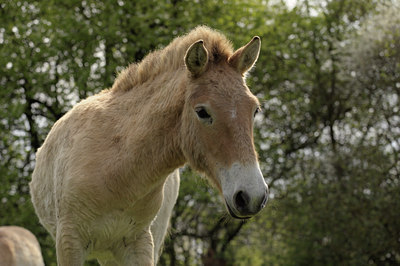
[30,26,268,265]
[0,226,45,266]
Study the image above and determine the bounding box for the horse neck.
[115,71,187,184]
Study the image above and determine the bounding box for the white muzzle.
[218,162,268,219]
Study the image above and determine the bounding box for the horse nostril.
[234,191,250,210]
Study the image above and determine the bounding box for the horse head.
[181,36,268,219]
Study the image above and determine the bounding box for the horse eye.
[195,107,211,119]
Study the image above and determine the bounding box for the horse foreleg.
[118,228,154,266]
[151,170,180,263]
[56,222,85,266]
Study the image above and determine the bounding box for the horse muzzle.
[218,162,269,219]
[225,187,268,219]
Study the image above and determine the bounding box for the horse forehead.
[190,65,258,107]
[211,82,259,111]
[212,93,256,114]
[212,65,244,88]
[206,70,254,100]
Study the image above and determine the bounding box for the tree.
[1,0,399,265]
[224,1,400,265]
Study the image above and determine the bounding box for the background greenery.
[1,0,399,265]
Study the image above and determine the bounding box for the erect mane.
[111,26,234,92]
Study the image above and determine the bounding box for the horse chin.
[225,201,251,220]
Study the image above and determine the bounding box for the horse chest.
[85,190,163,252]
[86,209,148,253]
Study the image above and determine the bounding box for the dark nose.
[233,190,268,216]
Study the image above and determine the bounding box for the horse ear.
[185,40,209,77]
[228,36,261,74]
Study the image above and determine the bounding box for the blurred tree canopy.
[1,0,399,265]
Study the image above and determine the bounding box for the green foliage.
[1,0,399,265]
